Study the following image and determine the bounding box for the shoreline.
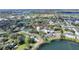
[32,37,79,50]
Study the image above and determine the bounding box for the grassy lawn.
[63,37,79,43]
[16,44,26,50]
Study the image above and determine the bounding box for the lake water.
[38,40,79,50]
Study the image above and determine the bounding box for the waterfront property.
[0,9,79,50]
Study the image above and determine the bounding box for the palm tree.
[73,31,77,40]
[60,26,64,40]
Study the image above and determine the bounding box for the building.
[63,32,75,39]
[49,20,54,25]
[75,20,79,24]
[36,26,40,32]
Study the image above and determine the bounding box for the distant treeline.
[0,9,79,14]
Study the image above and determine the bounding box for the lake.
[37,40,79,50]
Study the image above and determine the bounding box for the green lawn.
[16,44,26,50]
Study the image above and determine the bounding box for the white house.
[36,26,40,32]
[75,31,79,40]
[0,18,4,21]
[41,29,48,33]
[49,20,54,25]
[9,16,15,19]
[63,32,75,39]
[75,20,79,24]
[26,16,31,19]
[41,29,54,33]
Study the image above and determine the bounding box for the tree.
[60,26,65,40]
[18,35,25,45]
[73,31,77,40]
